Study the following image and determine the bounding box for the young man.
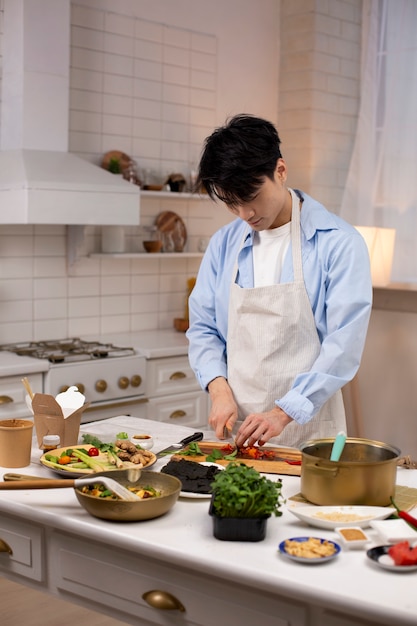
[186,114,372,449]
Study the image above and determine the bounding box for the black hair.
[195,114,283,207]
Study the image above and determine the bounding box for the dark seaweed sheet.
[161,458,221,493]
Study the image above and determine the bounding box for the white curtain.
[340,0,417,282]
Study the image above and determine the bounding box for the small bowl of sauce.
[335,527,370,550]
[130,434,154,450]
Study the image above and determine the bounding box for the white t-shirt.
[252,222,291,286]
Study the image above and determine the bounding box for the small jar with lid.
[42,434,61,452]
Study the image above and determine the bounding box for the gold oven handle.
[0,538,13,554]
[0,395,13,405]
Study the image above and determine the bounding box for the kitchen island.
[0,416,416,626]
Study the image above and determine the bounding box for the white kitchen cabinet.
[50,530,306,626]
[145,355,209,427]
[0,372,43,420]
[0,514,44,582]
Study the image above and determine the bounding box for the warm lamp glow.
[355,226,396,287]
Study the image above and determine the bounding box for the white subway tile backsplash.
[71,68,104,92]
[104,52,134,77]
[191,33,216,55]
[34,278,66,300]
[68,276,100,298]
[103,73,133,97]
[71,47,104,72]
[134,58,163,82]
[134,78,163,101]
[102,113,132,136]
[34,298,67,321]
[164,45,190,68]
[191,69,216,91]
[0,279,33,301]
[71,5,105,31]
[0,322,34,344]
[100,275,130,295]
[104,32,134,57]
[163,64,190,87]
[163,25,191,49]
[70,109,102,133]
[72,25,104,51]
[131,293,158,313]
[134,98,163,119]
[134,20,163,44]
[103,93,132,116]
[104,12,135,38]
[163,83,189,105]
[34,320,68,341]
[135,39,163,63]
[0,258,34,279]
[0,300,33,323]
[68,296,100,317]
[100,314,130,334]
[70,88,103,113]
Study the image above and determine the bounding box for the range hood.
[0,0,140,225]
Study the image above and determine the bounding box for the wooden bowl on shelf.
[143,240,163,253]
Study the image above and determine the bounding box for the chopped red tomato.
[388,541,417,566]
[88,447,100,457]
[220,444,235,453]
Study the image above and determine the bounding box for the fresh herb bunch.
[211,463,283,518]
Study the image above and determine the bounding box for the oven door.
[81,397,148,423]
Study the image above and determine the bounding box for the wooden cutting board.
[174,441,302,476]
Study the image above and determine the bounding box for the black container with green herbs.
[209,463,283,541]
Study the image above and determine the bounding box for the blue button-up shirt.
[186,191,372,425]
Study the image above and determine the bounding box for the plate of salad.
[40,434,157,477]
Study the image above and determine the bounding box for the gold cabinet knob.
[142,590,185,612]
[170,410,186,419]
[130,375,142,388]
[169,371,186,380]
[95,379,107,393]
[118,376,129,390]
[0,395,13,405]
[59,384,85,394]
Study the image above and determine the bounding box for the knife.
[156,432,204,458]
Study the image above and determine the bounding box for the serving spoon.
[0,475,142,501]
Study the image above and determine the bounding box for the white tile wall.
[0,0,362,344]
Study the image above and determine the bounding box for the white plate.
[367,545,417,572]
[287,505,393,529]
[370,519,417,543]
[278,537,341,564]
[179,462,224,499]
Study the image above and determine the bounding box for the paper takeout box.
[32,393,90,448]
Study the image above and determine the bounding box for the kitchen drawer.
[146,390,208,427]
[0,514,44,582]
[0,373,42,419]
[146,356,199,397]
[51,531,306,626]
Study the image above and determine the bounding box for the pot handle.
[308,462,340,477]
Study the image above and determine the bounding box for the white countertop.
[0,416,417,626]
[0,351,49,377]
[83,329,189,358]
[0,330,188,379]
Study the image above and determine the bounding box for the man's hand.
[235,406,293,447]
[207,377,238,439]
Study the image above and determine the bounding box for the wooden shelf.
[90,252,203,259]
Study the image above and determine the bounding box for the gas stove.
[0,338,148,423]
[0,338,136,363]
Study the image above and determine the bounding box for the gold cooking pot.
[300,437,401,506]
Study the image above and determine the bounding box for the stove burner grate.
[0,338,136,363]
